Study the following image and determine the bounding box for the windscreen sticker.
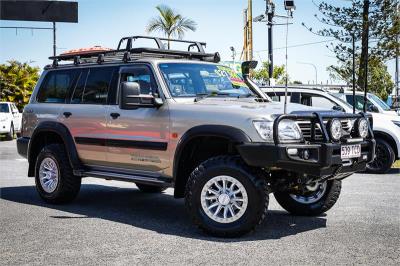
[215,66,248,87]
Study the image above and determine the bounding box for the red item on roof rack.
[60,46,112,56]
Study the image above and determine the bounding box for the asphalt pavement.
[0,139,399,265]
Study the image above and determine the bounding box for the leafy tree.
[146,5,197,49]
[251,62,288,85]
[329,55,394,100]
[0,61,40,110]
[304,0,399,93]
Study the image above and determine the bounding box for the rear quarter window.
[37,70,78,103]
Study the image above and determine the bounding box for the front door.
[105,65,170,175]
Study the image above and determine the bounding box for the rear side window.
[81,67,114,104]
[37,70,78,103]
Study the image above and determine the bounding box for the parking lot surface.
[1,139,399,265]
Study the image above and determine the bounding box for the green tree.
[251,62,288,85]
[305,0,399,93]
[146,5,197,49]
[0,60,40,110]
[329,55,394,100]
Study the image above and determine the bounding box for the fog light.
[302,149,310,160]
[287,148,298,156]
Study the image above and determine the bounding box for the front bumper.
[237,139,375,177]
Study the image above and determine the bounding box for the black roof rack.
[48,35,220,69]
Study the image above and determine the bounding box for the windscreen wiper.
[194,92,230,102]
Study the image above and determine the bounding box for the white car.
[332,91,399,116]
[0,102,22,140]
[262,86,400,174]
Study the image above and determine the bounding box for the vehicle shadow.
[0,184,327,242]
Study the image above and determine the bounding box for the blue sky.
[0,0,396,84]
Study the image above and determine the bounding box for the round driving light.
[328,119,342,141]
[356,118,369,138]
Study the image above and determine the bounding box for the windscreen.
[159,63,254,98]
[369,94,391,111]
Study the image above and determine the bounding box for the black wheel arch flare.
[27,121,83,177]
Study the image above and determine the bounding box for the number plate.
[341,144,361,159]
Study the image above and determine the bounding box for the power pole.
[248,0,253,61]
[395,1,399,105]
[267,0,275,81]
[241,0,253,61]
[52,22,56,56]
[361,0,369,113]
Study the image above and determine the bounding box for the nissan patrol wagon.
[17,36,375,237]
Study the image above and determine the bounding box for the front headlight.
[392,121,400,128]
[253,119,303,143]
[278,119,303,143]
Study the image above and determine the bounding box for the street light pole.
[298,62,318,85]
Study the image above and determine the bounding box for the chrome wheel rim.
[39,157,59,193]
[200,175,248,224]
[289,181,327,204]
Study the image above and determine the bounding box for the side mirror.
[120,81,163,110]
[332,105,344,112]
[368,105,379,113]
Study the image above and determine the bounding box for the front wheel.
[35,144,81,204]
[274,180,341,216]
[366,138,395,174]
[185,156,269,237]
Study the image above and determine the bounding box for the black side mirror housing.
[368,105,379,113]
[332,105,344,112]
[120,81,163,109]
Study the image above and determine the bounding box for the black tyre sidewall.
[186,157,268,237]
[366,138,395,174]
[35,144,81,203]
[274,180,341,216]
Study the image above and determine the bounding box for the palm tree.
[146,5,197,49]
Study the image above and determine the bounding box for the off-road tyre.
[136,183,167,193]
[35,144,81,204]
[274,180,342,216]
[6,123,14,140]
[185,156,269,237]
[366,138,395,174]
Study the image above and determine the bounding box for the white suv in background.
[332,91,399,116]
[262,86,400,174]
[0,102,22,140]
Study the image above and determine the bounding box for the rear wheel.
[366,138,395,174]
[136,183,167,193]
[185,156,268,237]
[35,144,81,204]
[274,180,341,216]
[6,123,14,140]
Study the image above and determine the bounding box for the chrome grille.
[297,119,353,141]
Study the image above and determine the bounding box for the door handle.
[63,112,72,118]
[110,113,120,119]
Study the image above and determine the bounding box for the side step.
[83,170,171,187]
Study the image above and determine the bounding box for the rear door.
[105,64,170,174]
[61,66,118,166]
